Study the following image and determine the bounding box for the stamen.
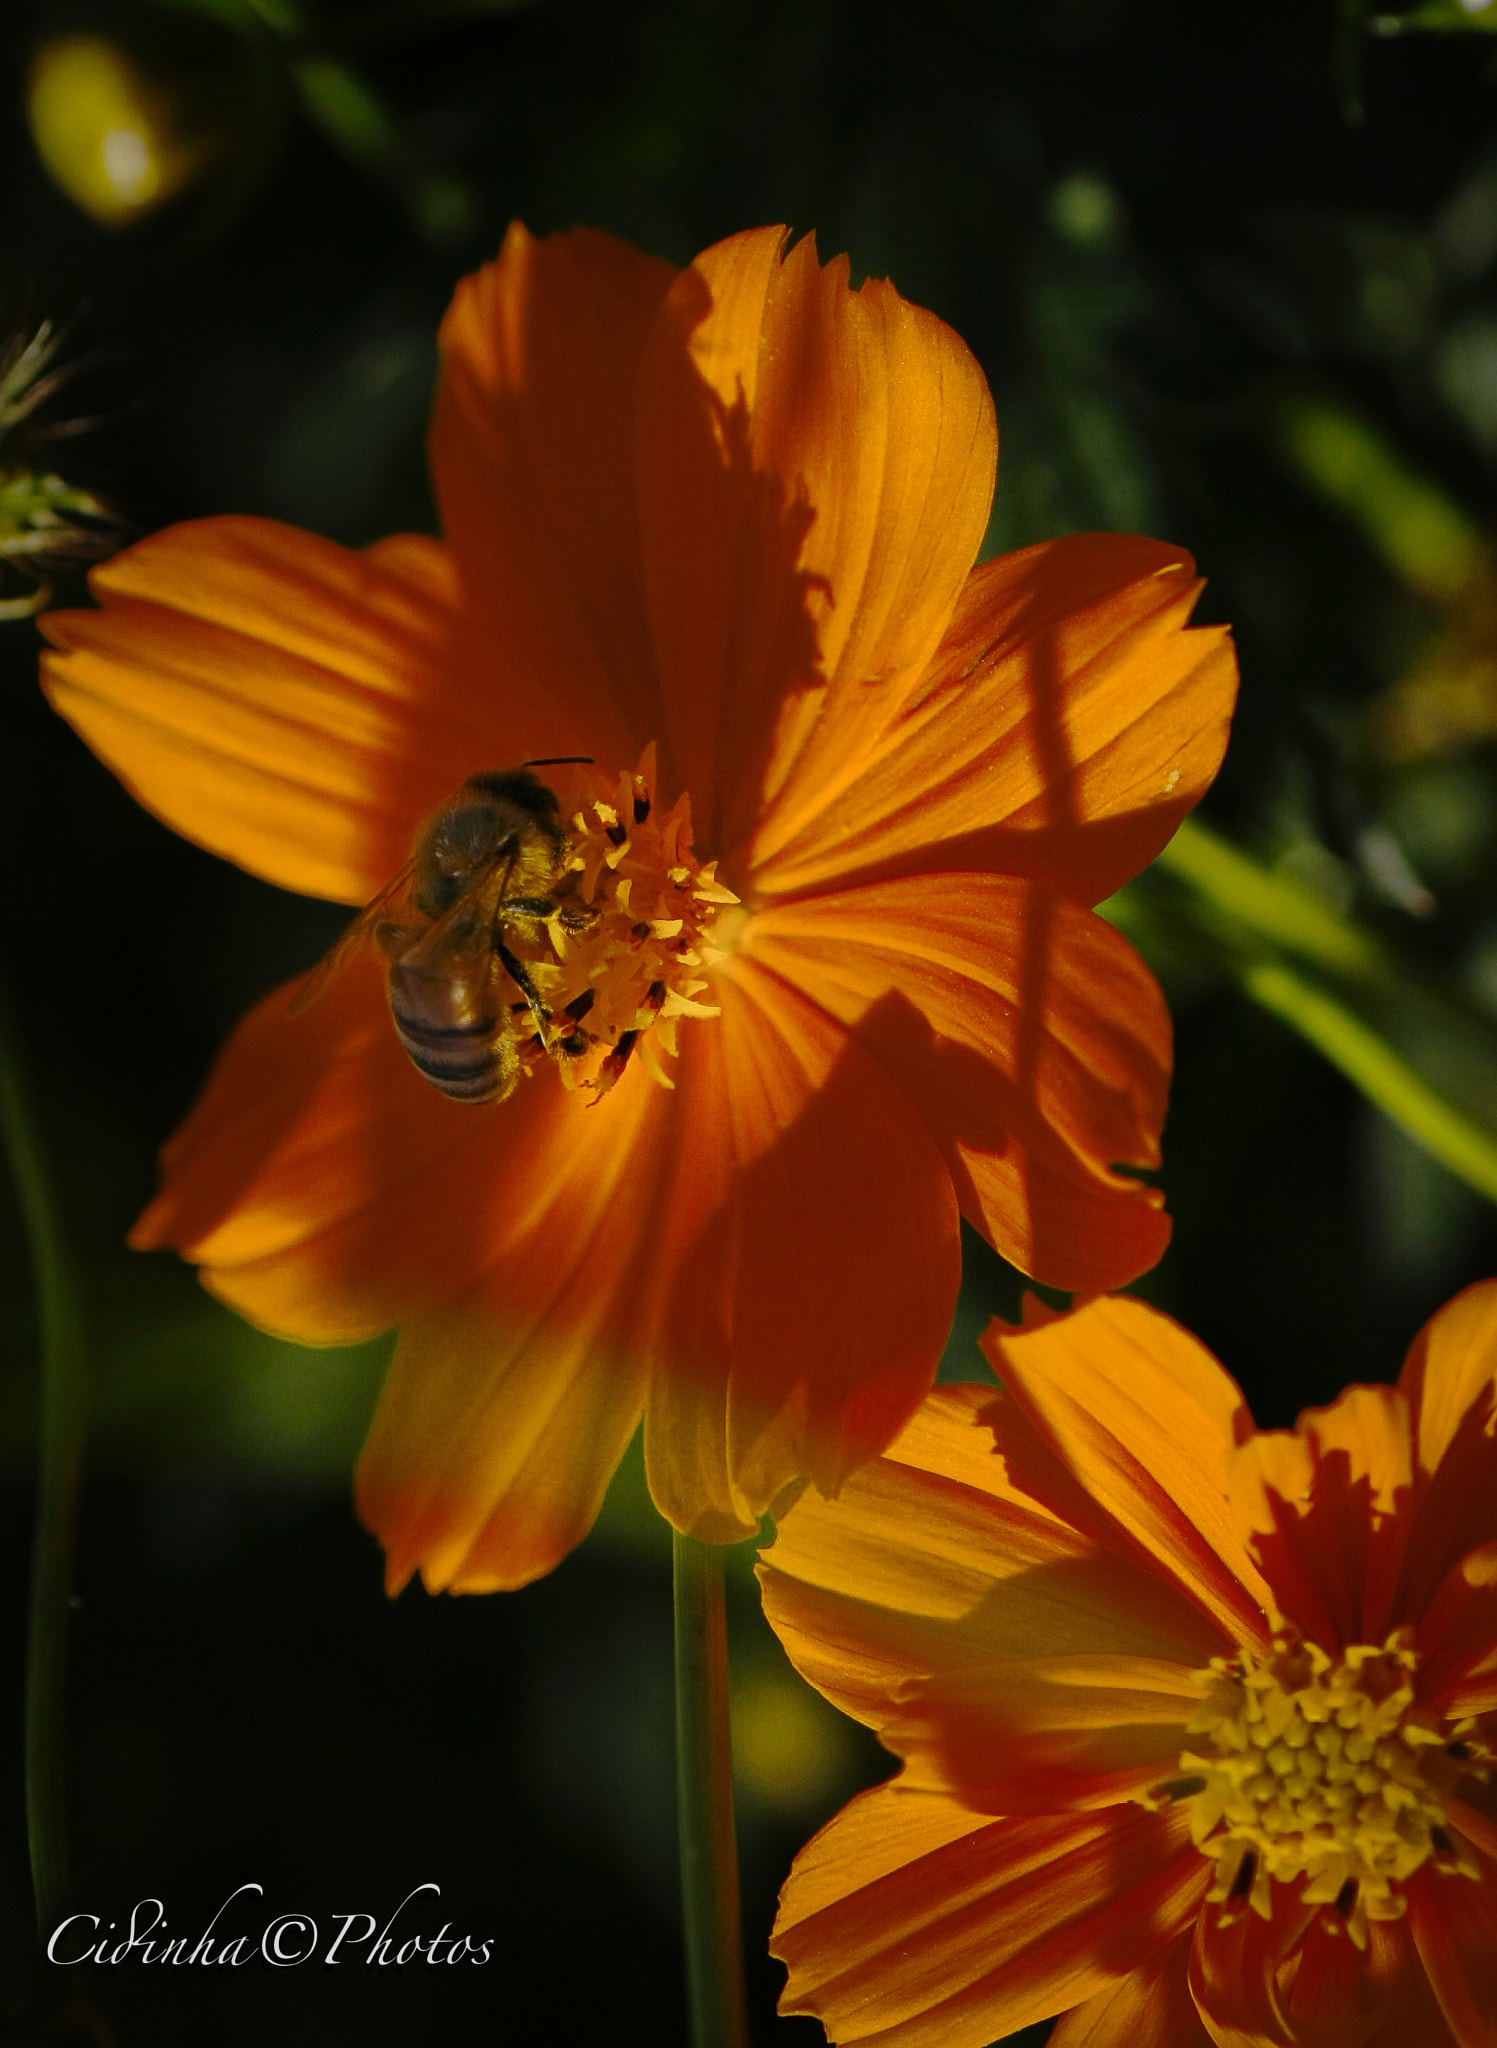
[492,743,737,1100]
[1150,1774,1209,1805]
[1174,1626,1491,1948]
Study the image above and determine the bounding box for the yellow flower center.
[509,750,738,1098]
[1160,1629,1489,1949]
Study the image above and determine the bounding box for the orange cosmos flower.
[40,224,1236,1593]
[763,1285,1497,2048]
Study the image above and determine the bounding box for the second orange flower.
[41,224,1236,1591]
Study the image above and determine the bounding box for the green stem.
[1241,957,1497,1201]
[673,1532,749,2048]
[0,972,86,1933]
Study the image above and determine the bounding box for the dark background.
[4,1,1497,2041]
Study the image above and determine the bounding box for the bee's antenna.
[524,755,594,768]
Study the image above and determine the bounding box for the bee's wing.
[287,860,419,1015]
[394,850,539,984]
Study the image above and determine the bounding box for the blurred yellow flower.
[28,36,211,225]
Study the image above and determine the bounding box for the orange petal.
[429,222,677,765]
[1047,1940,1208,2048]
[1405,1862,1497,2048]
[132,948,668,1345]
[347,1042,680,1594]
[356,1280,650,1597]
[744,872,1172,1291]
[642,956,960,1540]
[636,226,996,862]
[762,1385,1229,1805]
[773,1784,1204,2048]
[891,1655,1210,1815]
[133,954,459,1335]
[986,1297,1277,1648]
[1396,1279,1497,1622]
[41,518,483,905]
[138,953,681,1589]
[1226,1385,1413,1651]
[748,533,1237,905]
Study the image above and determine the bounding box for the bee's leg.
[500,895,568,919]
[555,988,595,1059]
[554,901,602,934]
[496,940,552,1041]
[499,893,601,934]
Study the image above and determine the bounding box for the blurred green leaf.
[1152,818,1388,980]
[1241,958,1497,1200]
[1115,818,1497,1211]
[290,52,479,242]
[1275,396,1483,603]
[1373,1,1497,31]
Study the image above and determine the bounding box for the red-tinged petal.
[642,956,960,1540]
[1227,1386,1413,1651]
[1285,1919,1386,2044]
[41,518,481,905]
[1048,1939,1208,2048]
[744,872,1172,1292]
[772,1786,1204,2048]
[429,222,676,764]
[1405,1863,1497,2048]
[1414,1541,1497,1714]
[1449,1797,1497,1869]
[1223,1429,1337,1649]
[356,1283,650,1596]
[1362,1918,1458,2048]
[986,1297,1277,1648]
[637,227,996,862]
[1188,1894,1316,2048]
[1396,1281,1497,1622]
[749,534,1237,906]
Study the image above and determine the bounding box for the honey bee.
[291,763,597,1104]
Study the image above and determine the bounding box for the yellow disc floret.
[1166,1627,1489,1949]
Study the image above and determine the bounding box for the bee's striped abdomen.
[389,1006,508,1103]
